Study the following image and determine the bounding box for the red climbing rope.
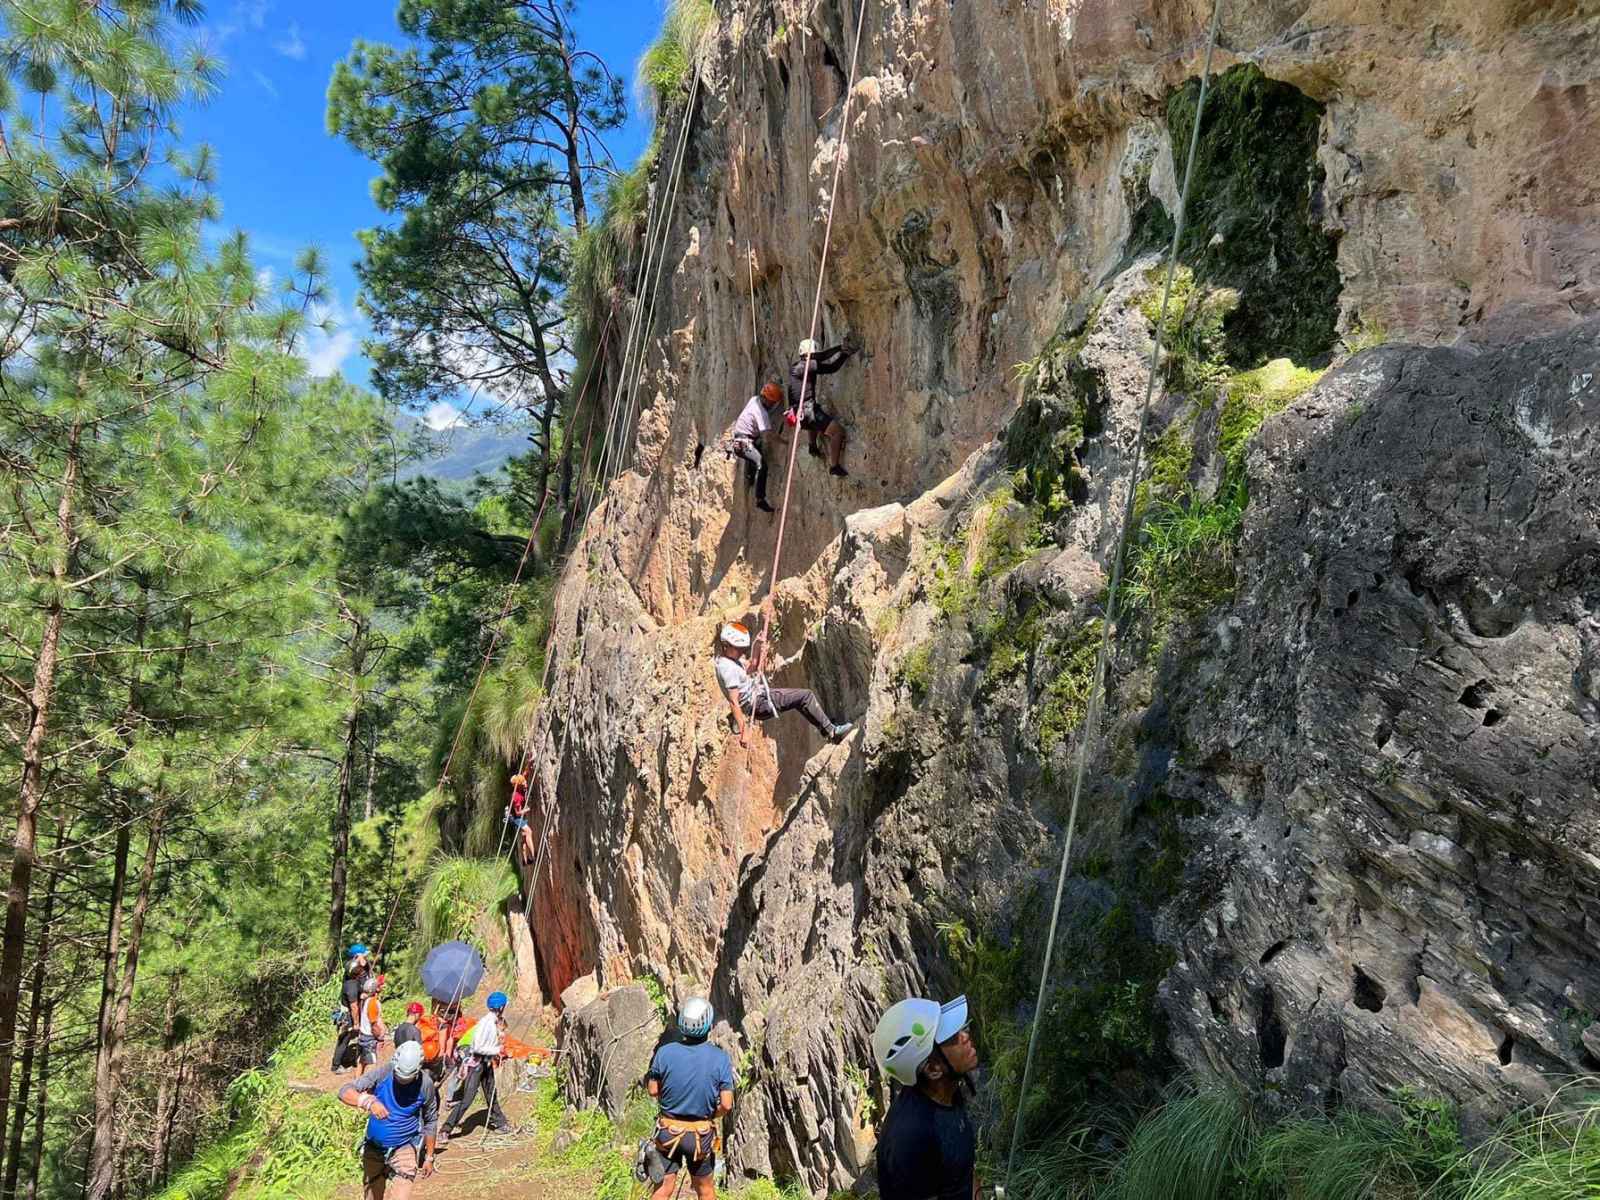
[753,0,869,664]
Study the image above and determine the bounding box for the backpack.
[418,1012,443,1063]
[331,1007,351,1032]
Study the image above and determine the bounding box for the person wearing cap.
[871,996,979,1200]
[714,621,853,748]
[646,997,733,1200]
[786,338,857,477]
[394,1002,425,1049]
[439,992,511,1141]
[506,773,537,866]
[357,973,389,1067]
[729,382,785,513]
[333,944,371,1073]
[338,1040,438,1199]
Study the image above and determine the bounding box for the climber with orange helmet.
[871,995,979,1200]
[714,621,853,748]
[729,382,785,513]
[787,338,857,477]
[505,773,536,866]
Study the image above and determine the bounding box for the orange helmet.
[510,773,527,786]
[760,382,782,404]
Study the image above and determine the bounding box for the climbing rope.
[368,305,619,967]
[752,0,869,664]
[1001,0,1226,1189]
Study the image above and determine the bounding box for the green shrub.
[635,0,715,112]
[1108,1086,1258,1200]
[415,853,517,952]
[901,643,934,702]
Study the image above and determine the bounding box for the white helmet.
[797,338,818,356]
[679,996,714,1039]
[720,622,752,649]
[872,995,969,1086]
[392,1040,424,1082]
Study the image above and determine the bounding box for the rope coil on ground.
[1001,0,1226,1190]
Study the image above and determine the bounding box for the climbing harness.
[1000,0,1226,1192]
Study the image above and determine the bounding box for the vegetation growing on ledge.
[1007,310,1101,525]
[1164,63,1342,368]
[635,0,715,112]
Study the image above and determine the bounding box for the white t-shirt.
[467,1014,503,1057]
[732,395,772,441]
[714,655,757,705]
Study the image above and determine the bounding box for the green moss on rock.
[1164,63,1341,367]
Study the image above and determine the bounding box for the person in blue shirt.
[646,997,734,1200]
[338,1041,438,1200]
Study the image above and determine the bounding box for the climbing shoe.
[829,722,855,743]
[756,499,776,513]
[830,466,848,478]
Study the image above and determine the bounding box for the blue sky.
[183,0,659,418]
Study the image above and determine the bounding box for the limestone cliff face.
[523,0,1600,1189]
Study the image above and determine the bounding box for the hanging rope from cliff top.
[1002,0,1225,1190]
[369,306,619,965]
[753,0,870,661]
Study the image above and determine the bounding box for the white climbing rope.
[1001,0,1227,1190]
[753,0,870,663]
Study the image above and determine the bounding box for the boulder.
[560,984,663,1117]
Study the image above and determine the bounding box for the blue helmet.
[487,991,508,1012]
[678,997,713,1039]
[348,942,368,956]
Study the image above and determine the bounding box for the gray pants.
[732,438,768,504]
[747,687,831,736]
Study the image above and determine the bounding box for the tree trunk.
[86,804,165,1200]
[147,975,182,1192]
[2,828,59,1200]
[326,624,365,977]
[23,996,50,1200]
[0,421,80,1177]
[363,717,377,823]
[85,816,131,1200]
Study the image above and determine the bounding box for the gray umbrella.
[420,940,485,1004]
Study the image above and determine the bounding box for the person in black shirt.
[871,995,979,1200]
[786,338,857,478]
[333,946,370,1073]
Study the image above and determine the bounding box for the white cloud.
[274,22,306,60]
[300,292,367,380]
[423,402,468,431]
[250,68,279,98]
[304,327,357,378]
[214,0,271,43]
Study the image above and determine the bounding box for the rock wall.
[525,0,1600,1189]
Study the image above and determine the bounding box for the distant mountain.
[393,412,530,484]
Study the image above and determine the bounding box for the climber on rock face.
[787,338,856,478]
[338,1040,437,1200]
[714,621,853,747]
[506,772,537,865]
[645,997,733,1200]
[730,382,784,513]
[871,996,980,1200]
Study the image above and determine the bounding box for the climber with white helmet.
[729,382,786,513]
[871,995,980,1200]
[439,991,512,1142]
[714,621,853,747]
[645,996,734,1200]
[787,337,857,477]
[338,1039,438,1199]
